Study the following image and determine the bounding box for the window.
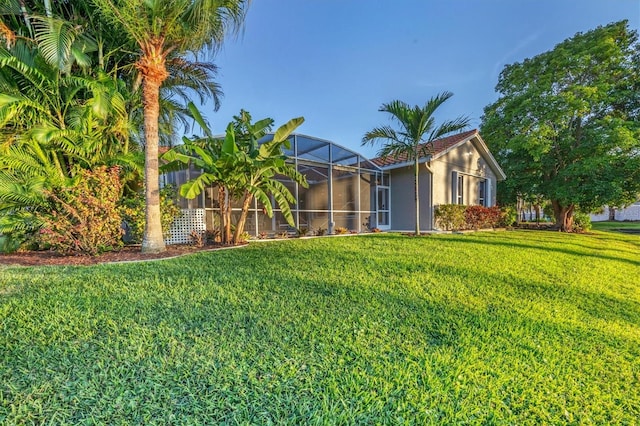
[479,179,486,207]
[457,175,464,205]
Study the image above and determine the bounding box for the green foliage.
[434,204,467,230]
[35,166,124,254]
[481,21,640,231]
[436,204,513,230]
[499,205,517,227]
[90,0,249,252]
[162,106,306,245]
[362,93,471,235]
[0,39,142,244]
[119,185,182,243]
[0,231,639,423]
[572,211,593,233]
[464,205,502,230]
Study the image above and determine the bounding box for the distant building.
[590,202,640,222]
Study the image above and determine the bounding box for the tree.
[91,0,248,253]
[226,110,306,243]
[362,93,470,235]
[162,105,306,245]
[481,21,640,231]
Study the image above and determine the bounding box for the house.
[372,129,506,231]
[162,130,505,242]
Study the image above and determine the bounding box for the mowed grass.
[1,230,639,424]
[592,220,640,231]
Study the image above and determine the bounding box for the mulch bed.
[0,244,238,267]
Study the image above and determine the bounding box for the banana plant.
[162,104,307,244]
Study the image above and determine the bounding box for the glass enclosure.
[162,134,390,235]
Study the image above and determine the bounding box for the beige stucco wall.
[387,137,500,231]
[431,138,498,207]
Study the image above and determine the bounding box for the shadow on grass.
[439,234,640,268]
[2,249,639,423]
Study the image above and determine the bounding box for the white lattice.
[165,209,206,245]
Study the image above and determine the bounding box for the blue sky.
[206,0,640,158]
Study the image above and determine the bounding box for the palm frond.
[165,57,222,108]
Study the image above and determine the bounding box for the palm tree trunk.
[414,158,420,235]
[17,0,33,38]
[233,190,253,243]
[140,73,166,253]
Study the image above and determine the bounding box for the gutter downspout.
[424,159,435,231]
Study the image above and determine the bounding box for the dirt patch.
[0,244,243,267]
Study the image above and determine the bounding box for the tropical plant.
[162,106,307,245]
[225,110,307,244]
[0,38,140,245]
[91,0,249,253]
[362,92,470,235]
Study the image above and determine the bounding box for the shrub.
[36,166,124,255]
[435,204,467,231]
[572,211,592,233]
[237,231,252,243]
[315,228,327,236]
[437,204,512,231]
[465,206,502,230]
[120,185,182,243]
[190,230,204,247]
[498,205,517,227]
[334,227,349,235]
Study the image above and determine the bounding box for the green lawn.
[592,220,640,231]
[1,230,639,424]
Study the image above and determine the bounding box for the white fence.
[590,205,640,222]
[165,209,206,245]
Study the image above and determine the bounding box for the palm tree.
[91,0,248,253]
[362,92,470,235]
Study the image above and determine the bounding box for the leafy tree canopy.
[481,20,640,231]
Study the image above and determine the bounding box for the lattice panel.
[165,209,206,245]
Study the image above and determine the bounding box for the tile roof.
[371,129,479,168]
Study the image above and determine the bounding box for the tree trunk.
[139,49,169,253]
[218,186,226,244]
[551,200,575,232]
[224,189,232,244]
[414,159,420,235]
[233,191,254,243]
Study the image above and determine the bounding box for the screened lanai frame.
[163,134,391,236]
